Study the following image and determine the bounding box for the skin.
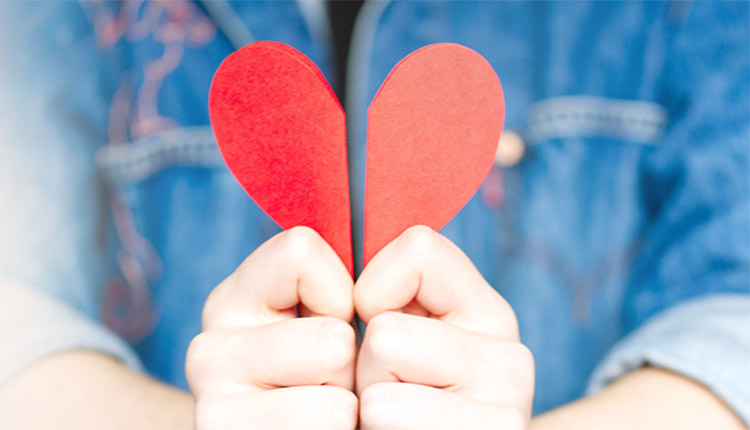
[0,226,744,428]
[0,350,194,430]
[531,366,745,429]
[354,225,533,429]
[185,226,359,429]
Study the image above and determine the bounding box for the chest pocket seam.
[524,96,668,144]
[95,126,222,187]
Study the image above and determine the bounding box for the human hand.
[355,226,535,429]
[185,227,358,429]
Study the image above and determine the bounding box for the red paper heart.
[364,43,505,266]
[209,41,353,275]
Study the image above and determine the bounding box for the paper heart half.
[209,41,504,274]
[363,43,505,266]
[209,41,353,275]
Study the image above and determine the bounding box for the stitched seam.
[526,96,668,144]
[96,126,222,186]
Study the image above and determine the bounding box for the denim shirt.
[0,0,748,419]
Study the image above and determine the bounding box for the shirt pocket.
[491,96,669,322]
[96,126,280,267]
[95,126,279,386]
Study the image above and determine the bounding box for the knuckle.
[200,283,228,329]
[494,295,520,337]
[325,388,359,429]
[276,226,323,261]
[194,398,228,429]
[184,332,223,389]
[489,340,533,368]
[479,292,520,340]
[397,225,441,255]
[315,318,356,373]
[363,312,404,363]
[487,341,535,400]
[510,343,536,393]
[352,279,369,309]
[359,383,398,429]
[505,343,535,381]
[185,333,212,377]
[497,407,527,429]
[353,282,380,323]
[514,343,535,371]
[287,387,358,429]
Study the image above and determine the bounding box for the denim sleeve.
[587,295,750,423]
[0,3,141,380]
[0,280,143,384]
[588,2,750,422]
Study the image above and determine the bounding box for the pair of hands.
[185,226,534,429]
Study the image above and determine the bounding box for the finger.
[203,226,354,330]
[359,382,526,430]
[196,385,358,430]
[356,312,534,409]
[186,317,356,396]
[355,225,517,338]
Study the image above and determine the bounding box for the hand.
[185,227,358,429]
[355,226,535,429]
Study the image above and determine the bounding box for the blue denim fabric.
[0,0,747,419]
[349,1,750,415]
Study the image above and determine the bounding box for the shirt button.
[495,130,525,167]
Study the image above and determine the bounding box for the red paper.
[364,43,505,266]
[209,41,353,275]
